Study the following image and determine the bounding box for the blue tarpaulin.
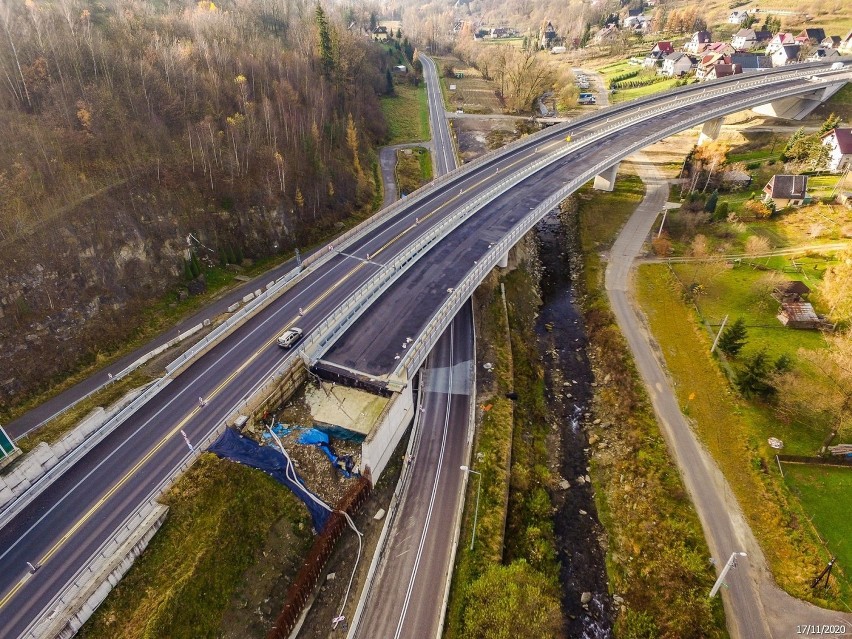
[298,429,330,446]
[208,428,331,532]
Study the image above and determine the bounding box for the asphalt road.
[4,254,307,440]
[608,155,852,638]
[322,68,850,380]
[419,54,457,176]
[0,62,846,637]
[352,302,473,639]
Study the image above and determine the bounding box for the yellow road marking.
[0,139,558,611]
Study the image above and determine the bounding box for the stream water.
[534,206,613,638]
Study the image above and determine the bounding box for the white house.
[683,30,712,54]
[766,32,795,56]
[661,52,693,77]
[732,28,757,50]
[728,10,749,25]
[822,128,852,172]
[771,44,801,66]
[840,29,852,54]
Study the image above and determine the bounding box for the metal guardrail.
[16,410,228,639]
[390,72,850,380]
[0,378,169,532]
[9,60,848,638]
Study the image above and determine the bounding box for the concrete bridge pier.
[697,117,724,146]
[498,251,509,268]
[752,81,847,121]
[593,162,619,192]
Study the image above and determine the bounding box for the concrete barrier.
[24,502,169,639]
[360,386,415,483]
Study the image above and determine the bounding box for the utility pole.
[657,208,669,238]
[460,466,482,551]
[709,551,747,597]
[710,314,729,354]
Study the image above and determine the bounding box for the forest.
[0,0,391,411]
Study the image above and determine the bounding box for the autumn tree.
[818,249,852,324]
[346,113,362,176]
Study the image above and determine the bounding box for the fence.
[266,477,372,639]
[777,454,852,468]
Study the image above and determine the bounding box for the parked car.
[277,327,303,348]
[578,93,596,105]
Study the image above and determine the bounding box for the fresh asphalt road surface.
[0,63,844,637]
[351,52,471,639]
[323,69,849,380]
[353,303,474,639]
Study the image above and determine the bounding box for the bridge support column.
[498,251,509,268]
[698,117,724,146]
[593,163,619,192]
[752,82,846,121]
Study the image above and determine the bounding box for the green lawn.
[637,263,848,605]
[380,84,429,144]
[395,147,432,196]
[783,465,852,601]
[610,78,681,104]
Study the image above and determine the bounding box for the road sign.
[0,425,17,460]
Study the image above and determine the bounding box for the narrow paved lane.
[605,154,852,638]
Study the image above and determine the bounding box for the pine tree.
[704,190,718,213]
[718,317,748,357]
[386,69,395,95]
[736,349,776,398]
[315,4,334,78]
[713,201,729,222]
[819,113,840,135]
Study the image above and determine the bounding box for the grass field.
[80,454,311,639]
[380,83,429,144]
[783,464,852,586]
[433,55,503,114]
[395,147,432,197]
[636,263,850,606]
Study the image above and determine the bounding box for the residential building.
[772,281,811,302]
[766,32,795,55]
[840,29,852,54]
[796,28,827,45]
[705,63,742,80]
[704,42,736,56]
[728,10,749,25]
[763,174,809,207]
[684,30,712,54]
[806,47,840,61]
[771,44,801,66]
[593,24,620,44]
[821,35,842,49]
[643,41,672,68]
[822,128,852,172]
[696,52,728,80]
[372,26,389,40]
[730,53,773,72]
[660,52,693,77]
[540,21,557,49]
[732,28,771,50]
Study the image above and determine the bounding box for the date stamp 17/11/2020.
[796,625,849,636]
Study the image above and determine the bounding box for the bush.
[462,560,562,639]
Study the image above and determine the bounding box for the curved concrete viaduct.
[0,60,847,638]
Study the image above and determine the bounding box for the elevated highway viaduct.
[0,60,847,638]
